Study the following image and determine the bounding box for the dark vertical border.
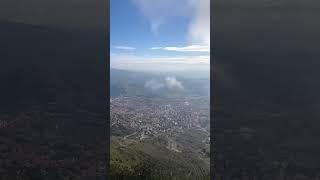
[210,0,215,179]
[105,0,110,179]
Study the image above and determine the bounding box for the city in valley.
[110,69,210,179]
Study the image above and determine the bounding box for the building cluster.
[110,95,210,144]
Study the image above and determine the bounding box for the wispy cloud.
[113,46,136,50]
[188,0,210,46]
[132,0,210,46]
[150,45,209,52]
[132,0,192,34]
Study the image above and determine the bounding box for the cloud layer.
[111,54,209,67]
[114,46,136,50]
[150,45,209,52]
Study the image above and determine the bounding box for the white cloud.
[150,45,209,52]
[113,46,136,50]
[145,79,165,90]
[165,76,184,89]
[144,77,184,91]
[144,79,164,90]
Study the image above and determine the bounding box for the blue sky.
[110,0,210,72]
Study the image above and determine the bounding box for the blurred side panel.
[0,0,108,179]
[213,0,320,179]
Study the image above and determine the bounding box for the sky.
[110,0,210,73]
